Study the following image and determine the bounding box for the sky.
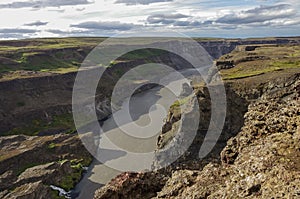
[0,0,299,39]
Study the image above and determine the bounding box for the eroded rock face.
[94,172,168,199]
[3,180,53,199]
[158,97,299,199]
[93,70,299,198]
[0,134,92,198]
[154,84,248,171]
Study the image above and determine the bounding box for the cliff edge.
[94,44,300,199]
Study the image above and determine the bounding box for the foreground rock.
[0,134,92,198]
[94,75,300,199]
[155,97,299,198]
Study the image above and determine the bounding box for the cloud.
[0,28,40,39]
[76,7,86,11]
[24,21,48,26]
[147,13,189,24]
[173,20,213,27]
[46,29,91,35]
[0,0,93,9]
[46,28,124,37]
[145,4,298,30]
[146,13,213,28]
[115,0,173,5]
[70,21,136,31]
[47,8,65,13]
[0,28,39,34]
[216,4,296,24]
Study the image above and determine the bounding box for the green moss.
[53,158,92,192]
[70,158,92,168]
[71,163,83,170]
[48,143,57,149]
[57,159,86,191]
[58,159,69,165]
[50,190,65,199]
[109,60,117,66]
[170,96,191,108]
[59,172,81,191]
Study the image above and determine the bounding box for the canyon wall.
[1,37,300,135]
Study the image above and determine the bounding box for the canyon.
[0,37,299,198]
[94,43,300,199]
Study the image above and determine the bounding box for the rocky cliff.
[1,37,300,136]
[1,38,300,199]
[94,44,300,199]
[0,51,193,135]
[199,37,300,59]
[0,133,93,199]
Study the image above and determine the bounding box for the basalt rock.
[0,134,92,198]
[94,68,300,199]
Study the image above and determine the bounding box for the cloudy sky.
[0,0,299,39]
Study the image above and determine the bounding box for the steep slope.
[0,134,93,198]
[1,37,299,136]
[1,38,300,199]
[94,44,300,199]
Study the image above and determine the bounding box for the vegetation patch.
[4,113,75,136]
[56,159,90,191]
[0,39,170,80]
[171,96,192,108]
[119,48,167,60]
[48,143,57,149]
[220,45,300,80]
[0,38,105,77]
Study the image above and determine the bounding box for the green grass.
[220,44,300,80]
[271,60,300,68]
[222,61,299,80]
[4,113,75,136]
[0,38,105,76]
[0,38,171,80]
[222,65,285,80]
[0,37,105,52]
[120,48,167,60]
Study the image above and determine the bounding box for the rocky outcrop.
[199,37,300,59]
[93,61,300,198]
[156,96,299,198]
[94,172,169,199]
[0,134,92,198]
[153,84,248,171]
[2,181,53,199]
